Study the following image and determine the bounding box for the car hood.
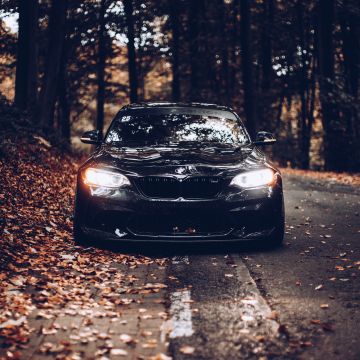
[86,145,268,177]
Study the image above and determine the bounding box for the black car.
[74,102,284,246]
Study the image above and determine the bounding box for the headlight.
[230,169,275,188]
[83,168,130,188]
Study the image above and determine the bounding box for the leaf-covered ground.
[0,131,170,359]
[281,167,360,187]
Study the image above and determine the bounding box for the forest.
[0,0,359,172]
[2,2,360,359]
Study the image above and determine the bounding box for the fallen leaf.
[268,311,279,320]
[321,323,335,332]
[110,348,128,356]
[180,346,195,354]
[149,354,172,360]
[300,341,313,347]
[9,276,26,287]
[142,339,158,348]
[119,334,134,344]
[42,327,57,335]
[0,316,26,329]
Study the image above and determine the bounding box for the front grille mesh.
[134,176,222,199]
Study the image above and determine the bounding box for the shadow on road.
[77,239,284,257]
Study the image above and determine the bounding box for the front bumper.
[74,176,284,243]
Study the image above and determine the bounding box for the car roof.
[120,101,235,113]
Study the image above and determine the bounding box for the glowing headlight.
[230,169,275,188]
[83,168,130,188]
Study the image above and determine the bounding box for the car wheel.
[73,217,87,246]
[261,198,285,248]
[266,216,285,248]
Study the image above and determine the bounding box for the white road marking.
[163,254,278,343]
[168,290,194,338]
[161,289,194,341]
[233,254,279,335]
[172,255,190,265]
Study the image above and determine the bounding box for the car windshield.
[105,112,250,147]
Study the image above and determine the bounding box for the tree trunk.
[124,0,138,103]
[303,58,316,169]
[202,6,217,101]
[239,0,257,138]
[58,75,70,145]
[340,1,359,133]
[170,0,181,102]
[261,0,273,91]
[259,0,274,129]
[188,0,201,101]
[297,0,310,169]
[58,32,70,145]
[340,0,359,101]
[317,0,347,171]
[339,1,359,170]
[229,2,239,101]
[217,0,230,104]
[37,0,68,131]
[96,0,106,136]
[15,0,38,114]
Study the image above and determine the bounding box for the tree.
[217,0,230,104]
[169,0,180,101]
[14,0,38,114]
[239,0,257,138]
[317,0,348,171]
[58,34,70,145]
[96,0,107,135]
[339,0,360,170]
[296,0,315,169]
[124,0,138,103]
[188,0,202,101]
[37,0,68,131]
[258,0,274,128]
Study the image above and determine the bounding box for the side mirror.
[253,131,276,146]
[80,130,102,145]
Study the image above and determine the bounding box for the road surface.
[1,173,360,360]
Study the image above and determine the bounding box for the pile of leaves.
[0,104,167,358]
[281,167,360,187]
[0,99,79,270]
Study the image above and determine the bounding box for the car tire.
[265,196,285,248]
[73,190,88,246]
[73,216,88,246]
[266,216,285,248]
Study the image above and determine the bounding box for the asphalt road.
[2,174,359,360]
[145,173,360,360]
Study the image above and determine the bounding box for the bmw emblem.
[175,167,187,175]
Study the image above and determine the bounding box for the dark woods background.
[0,0,359,171]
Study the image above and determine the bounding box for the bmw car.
[74,102,284,246]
